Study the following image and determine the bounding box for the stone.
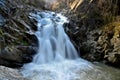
[0,45,37,67]
[0,66,28,80]
[0,14,5,26]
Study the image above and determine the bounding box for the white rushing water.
[21,11,120,80]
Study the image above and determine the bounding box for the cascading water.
[21,11,120,80]
[30,11,78,64]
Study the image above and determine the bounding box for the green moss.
[0,29,3,36]
[22,40,29,46]
[13,36,29,46]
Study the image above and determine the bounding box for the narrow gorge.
[0,0,120,80]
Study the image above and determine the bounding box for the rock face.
[0,0,38,68]
[71,22,120,67]
[0,66,27,80]
[65,0,120,68]
[97,22,120,67]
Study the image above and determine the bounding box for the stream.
[21,11,120,80]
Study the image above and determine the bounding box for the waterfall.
[30,11,78,64]
[21,11,120,80]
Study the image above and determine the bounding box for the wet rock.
[0,14,5,26]
[17,46,37,63]
[0,66,28,80]
[0,46,23,62]
[0,45,37,68]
